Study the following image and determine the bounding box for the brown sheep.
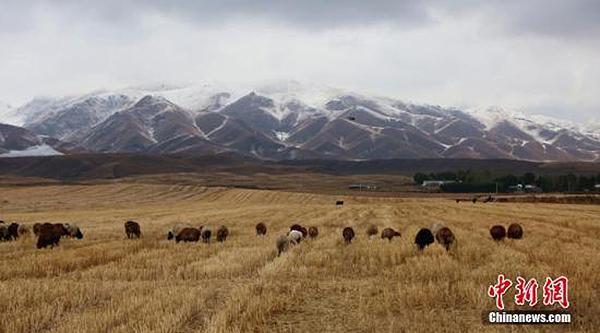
[308,226,319,239]
[435,227,455,251]
[124,221,141,239]
[255,222,267,236]
[414,228,434,250]
[216,225,229,242]
[366,224,378,238]
[507,223,523,239]
[176,228,201,243]
[36,223,68,249]
[18,224,30,238]
[201,228,212,243]
[33,223,43,236]
[342,227,355,244]
[381,228,401,241]
[290,224,308,238]
[167,223,192,240]
[490,225,507,241]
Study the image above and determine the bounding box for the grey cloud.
[3,0,600,39]
[440,0,600,40]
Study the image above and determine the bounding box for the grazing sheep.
[5,223,19,241]
[0,225,7,241]
[124,221,141,239]
[201,228,212,243]
[36,223,68,249]
[342,227,355,244]
[472,197,478,204]
[308,226,319,239]
[366,224,378,238]
[414,228,434,250]
[255,222,267,236]
[33,223,43,236]
[507,223,523,239]
[17,224,30,238]
[287,230,303,244]
[65,224,83,239]
[167,223,192,240]
[276,231,304,256]
[336,201,344,206]
[276,235,289,256]
[435,227,455,251]
[381,228,401,241]
[290,224,308,238]
[216,225,229,242]
[490,225,507,241]
[176,228,201,243]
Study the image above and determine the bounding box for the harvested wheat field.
[0,183,599,333]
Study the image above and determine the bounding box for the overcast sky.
[0,0,599,121]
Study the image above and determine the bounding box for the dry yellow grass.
[0,183,599,332]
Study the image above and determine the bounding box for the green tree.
[414,172,430,184]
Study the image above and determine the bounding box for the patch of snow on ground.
[0,144,63,158]
[274,131,290,142]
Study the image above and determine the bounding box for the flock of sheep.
[0,219,524,254]
[0,221,83,248]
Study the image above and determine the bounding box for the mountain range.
[1,81,599,162]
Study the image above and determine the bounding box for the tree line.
[414,170,600,193]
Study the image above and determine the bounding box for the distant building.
[348,184,377,190]
[508,184,542,193]
[422,180,456,189]
[524,184,543,193]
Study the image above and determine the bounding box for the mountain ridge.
[1,81,599,161]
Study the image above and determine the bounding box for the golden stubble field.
[0,182,599,333]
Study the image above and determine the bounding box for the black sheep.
[414,228,434,250]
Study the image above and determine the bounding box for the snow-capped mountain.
[0,123,75,157]
[0,101,22,126]
[2,81,599,161]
